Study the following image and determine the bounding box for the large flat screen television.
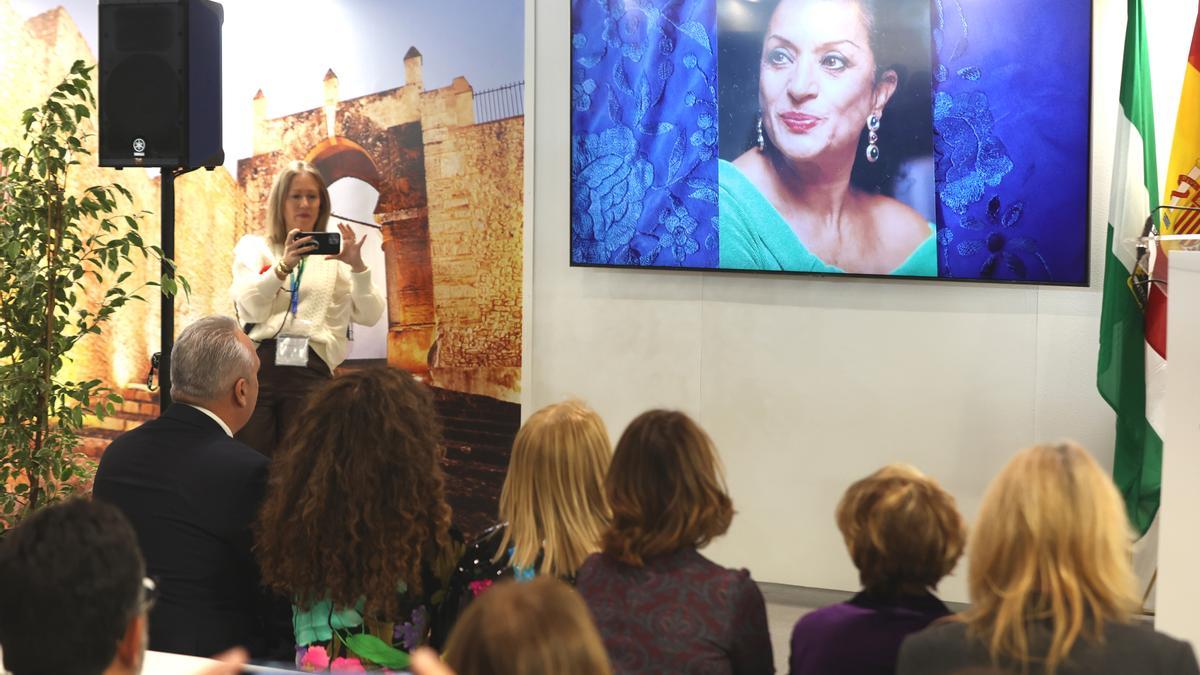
[570,0,1091,284]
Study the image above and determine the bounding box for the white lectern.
[1155,249,1200,653]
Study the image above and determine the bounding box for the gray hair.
[170,315,256,402]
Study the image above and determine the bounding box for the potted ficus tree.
[0,60,185,530]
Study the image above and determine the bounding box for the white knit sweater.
[230,234,385,370]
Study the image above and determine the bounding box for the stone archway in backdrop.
[238,65,440,376]
[236,52,523,403]
[306,133,436,373]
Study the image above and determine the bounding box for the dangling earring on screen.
[865,113,881,163]
[756,113,765,152]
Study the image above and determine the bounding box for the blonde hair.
[496,400,612,578]
[265,160,331,249]
[443,577,612,675]
[963,441,1138,674]
[836,464,965,596]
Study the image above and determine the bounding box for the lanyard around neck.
[288,258,307,317]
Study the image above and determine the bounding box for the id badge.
[275,335,310,367]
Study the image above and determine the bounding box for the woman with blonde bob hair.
[898,442,1199,675]
[448,401,611,611]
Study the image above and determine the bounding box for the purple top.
[577,548,774,675]
[788,591,951,675]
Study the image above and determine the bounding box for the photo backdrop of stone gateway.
[0,0,525,536]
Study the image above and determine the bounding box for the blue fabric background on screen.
[571,0,720,268]
[933,0,1090,283]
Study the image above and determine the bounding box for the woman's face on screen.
[758,0,885,166]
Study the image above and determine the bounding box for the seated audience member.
[430,577,612,675]
[789,464,966,675]
[449,400,611,606]
[255,367,460,671]
[575,410,773,675]
[898,442,1200,675]
[0,497,246,675]
[93,315,287,658]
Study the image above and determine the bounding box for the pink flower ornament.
[331,656,367,671]
[468,579,494,597]
[298,645,330,671]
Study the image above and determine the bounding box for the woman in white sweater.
[230,160,384,456]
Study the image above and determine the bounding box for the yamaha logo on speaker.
[132,138,146,156]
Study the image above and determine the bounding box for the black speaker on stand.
[98,0,224,410]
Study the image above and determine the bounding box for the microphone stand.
[330,212,383,230]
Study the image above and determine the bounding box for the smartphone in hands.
[301,231,341,256]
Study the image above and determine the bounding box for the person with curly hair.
[575,410,773,675]
[255,367,458,672]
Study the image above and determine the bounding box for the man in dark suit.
[94,315,285,659]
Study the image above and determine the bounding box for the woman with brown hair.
[433,577,612,675]
[789,464,965,674]
[449,400,611,605]
[575,410,773,675]
[898,442,1199,675]
[255,367,458,671]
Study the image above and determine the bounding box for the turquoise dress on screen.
[718,159,937,276]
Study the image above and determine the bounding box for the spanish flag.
[1163,12,1200,245]
[1153,4,1200,358]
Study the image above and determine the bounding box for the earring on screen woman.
[865,113,881,163]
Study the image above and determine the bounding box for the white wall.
[526,0,1197,603]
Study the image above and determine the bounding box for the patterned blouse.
[443,523,568,622]
[576,548,774,675]
[292,538,463,672]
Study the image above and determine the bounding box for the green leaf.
[343,634,411,670]
[0,63,147,524]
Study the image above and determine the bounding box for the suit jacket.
[94,404,284,658]
[897,619,1200,675]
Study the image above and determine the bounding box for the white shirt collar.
[183,403,233,437]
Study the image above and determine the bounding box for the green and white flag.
[1098,0,1164,538]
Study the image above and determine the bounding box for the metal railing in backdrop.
[474,81,525,123]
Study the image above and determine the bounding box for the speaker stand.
[157,166,198,412]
